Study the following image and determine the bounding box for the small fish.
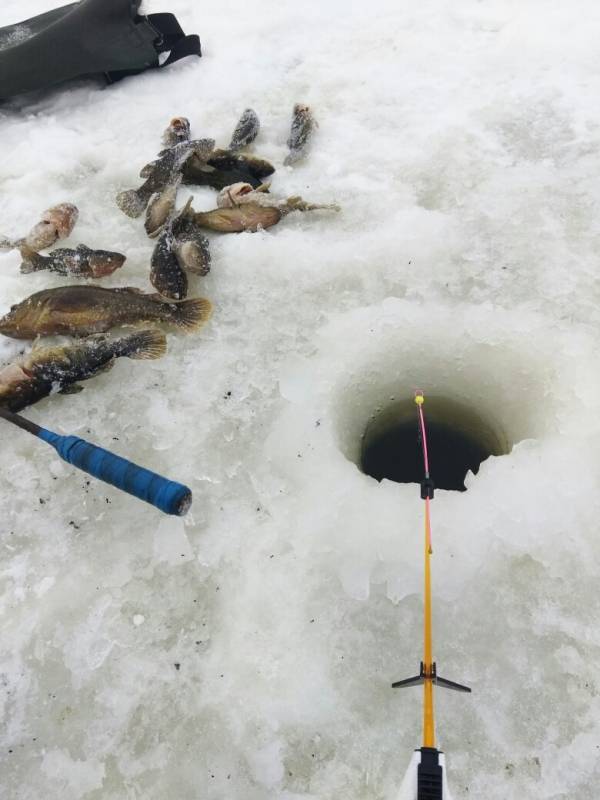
[150,225,188,300]
[162,117,191,148]
[284,104,317,165]
[0,285,212,339]
[0,330,166,412]
[116,139,214,218]
[182,148,275,190]
[229,108,260,151]
[150,200,211,298]
[0,203,79,252]
[19,244,126,278]
[145,175,181,237]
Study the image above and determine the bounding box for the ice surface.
[2,0,600,798]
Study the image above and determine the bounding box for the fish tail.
[283,197,340,214]
[168,297,212,331]
[0,235,15,251]
[116,189,146,218]
[117,329,167,360]
[19,245,47,273]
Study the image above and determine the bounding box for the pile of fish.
[0,203,211,409]
[0,104,334,412]
[116,105,339,300]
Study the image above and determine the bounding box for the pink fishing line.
[417,404,430,476]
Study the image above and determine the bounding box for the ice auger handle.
[38,429,192,516]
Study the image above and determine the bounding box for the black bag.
[0,0,201,101]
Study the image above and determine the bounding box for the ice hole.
[359,396,510,491]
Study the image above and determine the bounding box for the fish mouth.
[0,364,30,388]
[170,117,190,134]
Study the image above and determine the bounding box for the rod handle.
[38,430,191,516]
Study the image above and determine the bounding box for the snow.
[1,0,600,798]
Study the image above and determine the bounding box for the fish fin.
[284,151,301,166]
[75,244,92,252]
[96,358,116,375]
[59,383,85,395]
[116,189,146,218]
[83,333,109,343]
[172,198,196,230]
[179,197,195,217]
[19,245,47,273]
[111,286,148,295]
[169,297,212,331]
[139,161,158,178]
[122,329,167,360]
[30,335,47,354]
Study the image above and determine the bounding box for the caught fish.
[0,285,212,339]
[145,175,181,237]
[284,104,317,165]
[0,330,166,412]
[229,108,260,151]
[116,139,214,218]
[150,200,211,298]
[162,116,191,148]
[0,203,79,252]
[19,244,126,278]
[192,204,282,233]
[193,184,340,232]
[150,226,188,300]
[171,198,211,276]
[183,148,275,190]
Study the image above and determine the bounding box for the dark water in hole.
[361,418,492,491]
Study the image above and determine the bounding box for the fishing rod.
[0,407,191,516]
[392,392,470,800]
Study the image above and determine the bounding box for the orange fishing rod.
[392,392,470,799]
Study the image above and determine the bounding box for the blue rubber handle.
[37,429,192,516]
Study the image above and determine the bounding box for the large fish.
[0,330,166,412]
[0,285,212,339]
[116,139,215,219]
[284,104,317,165]
[0,203,79,252]
[19,244,126,278]
[228,108,260,151]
